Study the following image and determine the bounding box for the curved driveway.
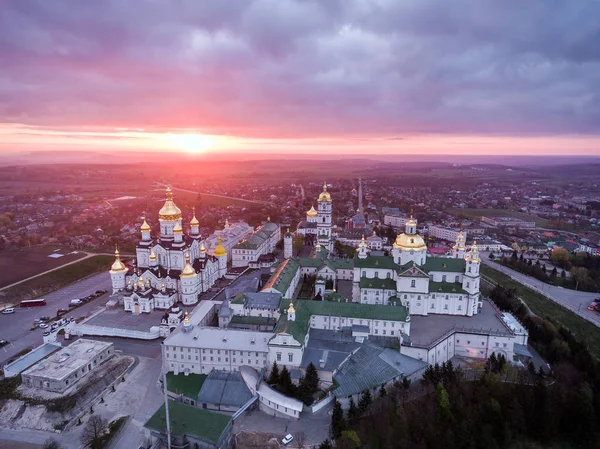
[481,252,600,327]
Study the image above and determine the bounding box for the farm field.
[0,246,87,288]
[0,254,113,305]
[446,208,549,227]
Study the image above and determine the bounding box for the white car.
[2,308,15,314]
[39,323,49,329]
[282,434,294,445]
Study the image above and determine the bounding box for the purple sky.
[1,0,599,154]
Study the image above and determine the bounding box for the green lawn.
[0,255,113,305]
[166,372,207,399]
[145,400,231,444]
[481,265,600,360]
[447,208,549,227]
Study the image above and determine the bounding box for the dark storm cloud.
[0,0,599,137]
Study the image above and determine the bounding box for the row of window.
[167,347,264,357]
[276,352,294,362]
[313,316,400,327]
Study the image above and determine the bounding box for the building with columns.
[109,186,227,313]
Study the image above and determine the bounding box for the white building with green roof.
[231,219,281,268]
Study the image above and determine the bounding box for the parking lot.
[0,272,111,365]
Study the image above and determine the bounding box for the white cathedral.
[109,186,227,314]
[295,182,333,252]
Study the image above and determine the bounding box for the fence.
[71,324,160,340]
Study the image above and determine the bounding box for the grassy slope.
[0,255,113,305]
[481,265,600,360]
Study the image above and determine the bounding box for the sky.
[1,0,599,156]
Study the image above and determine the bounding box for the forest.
[321,285,600,449]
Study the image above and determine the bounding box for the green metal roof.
[273,299,409,344]
[262,258,301,296]
[421,257,466,273]
[145,400,231,444]
[359,277,396,290]
[429,282,468,295]
[230,315,273,325]
[354,254,400,270]
[166,373,207,399]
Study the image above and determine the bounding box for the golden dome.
[214,236,227,257]
[406,215,417,227]
[359,235,367,247]
[200,243,207,253]
[306,205,318,217]
[318,182,332,202]
[149,247,157,261]
[453,231,466,249]
[183,311,190,326]
[110,247,127,272]
[288,302,296,314]
[180,253,196,277]
[466,241,480,262]
[173,222,183,234]
[393,233,427,251]
[190,207,199,226]
[159,186,182,221]
[140,219,151,232]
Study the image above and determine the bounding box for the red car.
[587,302,600,312]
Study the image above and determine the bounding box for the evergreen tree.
[358,389,372,413]
[561,269,566,278]
[278,366,294,396]
[305,362,320,393]
[267,361,280,385]
[298,376,314,405]
[347,397,359,421]
[379,384,387,398]
[318,439,333,449]
[331,399,346,439]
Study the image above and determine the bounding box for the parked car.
[282,434,294,445]
[587,302,600,312]
[43,331,50,337]
[51,323,59,330]
[56,308,67,317]
[39,316,51,321]
[2,308,15,314]
[70,299,82,306]
[34,318,42,324]
[39,323,49,329]
[0,339,8,346]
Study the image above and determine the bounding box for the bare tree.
[295,431,306,448]
[43,439,62,449]
[80,415,108,449]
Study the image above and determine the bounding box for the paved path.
[481,252,600,326]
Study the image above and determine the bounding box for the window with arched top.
[411,238,414,244]
[411,280,416,287]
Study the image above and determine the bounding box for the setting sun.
[168,133,215,153]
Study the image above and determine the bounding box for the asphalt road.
[0,272,112,366]
[481,252,600,327]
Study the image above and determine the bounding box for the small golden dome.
[190,207,199,226]
[406,215,417,227]
[140,219,151,232]
[183,311,190,326]
[214,236,227,257]
[318,182,332,202]
[180,253,196,277]
[110,247,127,272]
[306,205,318,217]
[393,232,427,251]
[149,247,157,261]
[159,186,182,221]
[200,243,207,253]
[466,241,480,262]
[359,234,367,247]
[173,222,183,234]
[288,302,296,314]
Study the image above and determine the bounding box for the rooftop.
[22,339,112,381]
[165,326,271,352]
[197,370,252,407]
[333,342,427,397]
[145,400,231,444]
[4,342,62,376]
[166,372,207,399]
[408,300,513,348]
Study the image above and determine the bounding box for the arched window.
[386,272,391,279]
[411,280,416,288]
[468,267,471,273]
[455,275,460,282]
[442,275,446,282]
[374,271,379,278]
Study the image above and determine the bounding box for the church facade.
[109,187,228,313]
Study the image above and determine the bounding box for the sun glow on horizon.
[168,133,216,153]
